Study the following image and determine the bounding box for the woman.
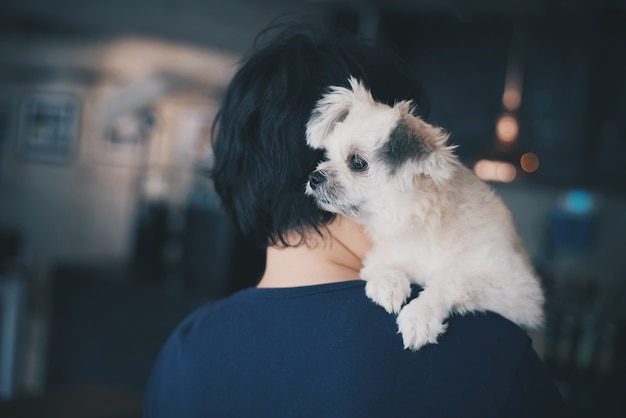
[143,23,568,417]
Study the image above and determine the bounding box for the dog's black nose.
[308,171,326,190]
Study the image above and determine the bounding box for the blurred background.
[0,0,624,417]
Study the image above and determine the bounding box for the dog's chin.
[315,197,361,218]
[310,195,339,213]
[306,182,362,218]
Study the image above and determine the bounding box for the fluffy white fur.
[305,77,544,350]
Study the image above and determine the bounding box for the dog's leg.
[361,262,412,314]
[396,285,456,350]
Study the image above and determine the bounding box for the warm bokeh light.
[474,159,517,183]
[503,87,521,111]
[520,152,540,173]
[496,114,518,143]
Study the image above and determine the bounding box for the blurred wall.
[0,33,238,268]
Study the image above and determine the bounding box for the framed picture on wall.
[19,92,80,164]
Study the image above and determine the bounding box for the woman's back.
[143,281,566,417]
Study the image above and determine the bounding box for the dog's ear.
[306,77,371,149]
[306,88,352,149]
[379,112,458,188]
[421,138,458,188]
[379,117,423,171]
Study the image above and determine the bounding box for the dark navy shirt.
[143,280,568,417]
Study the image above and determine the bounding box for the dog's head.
[305,77,458,219]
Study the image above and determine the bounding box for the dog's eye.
[348,153,368,172]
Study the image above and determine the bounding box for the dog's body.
[305,78,544,350]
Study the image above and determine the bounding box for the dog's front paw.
[396,299,448,351]
[364,275,411,314]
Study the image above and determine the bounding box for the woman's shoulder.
[165,284,535,357]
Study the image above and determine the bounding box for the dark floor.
[0,385,143,418]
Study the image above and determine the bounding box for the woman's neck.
[256,217,371,288]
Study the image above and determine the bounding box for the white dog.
[305,77,544,350]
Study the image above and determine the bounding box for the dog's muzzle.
[308,170,326,190]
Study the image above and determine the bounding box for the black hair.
[211,21,429,248]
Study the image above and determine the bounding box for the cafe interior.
[0,0,624,416]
